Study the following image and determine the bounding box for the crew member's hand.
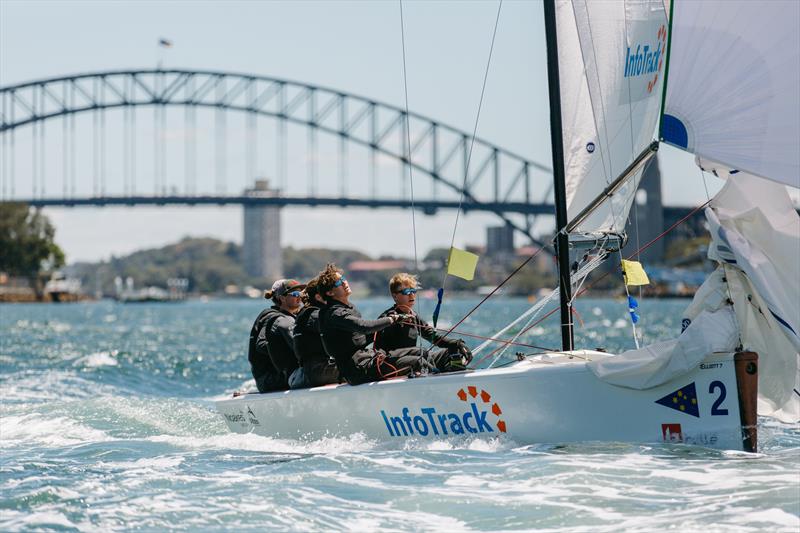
[456,339,473,364]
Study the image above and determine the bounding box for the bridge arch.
[1,69,554,247]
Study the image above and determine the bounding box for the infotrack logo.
[380,386,507,437]
[624,24,667,93]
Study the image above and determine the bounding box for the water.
[2,298,798,531]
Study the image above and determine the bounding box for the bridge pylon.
[243,180,282,281]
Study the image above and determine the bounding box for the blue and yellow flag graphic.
[655,382,699,418]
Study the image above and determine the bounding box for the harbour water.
[1,298,798,531]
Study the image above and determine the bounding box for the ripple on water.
[1,298,798,532]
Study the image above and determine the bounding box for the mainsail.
[556,0,668,234]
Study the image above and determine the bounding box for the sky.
[0,0,717,264]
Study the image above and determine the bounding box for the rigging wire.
[398,0,425,353]
[472,248,605,368]
[434,244,546,347]
[440,0,503,293]
[486,249,607,368]
[395,319,557,352]
[468,198,713,368]
[622,1,645,346]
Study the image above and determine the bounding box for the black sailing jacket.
[374,305,460,352]
[248,307,282,382]
[292,304,326,370]
[318,300,393,380]
[257,306,298,380]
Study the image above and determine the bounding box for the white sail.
[662,0,800,187]
[702,165,799,422]
[556,0,667,234]
[589,168,800,422]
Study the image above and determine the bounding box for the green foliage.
[283,247,371,280]
[69,237,559,297]
[0,203,65,278]
[72,239,376,294]
[74,237,250,294]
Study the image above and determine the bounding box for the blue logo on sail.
[624,24,667,93]
[623,43,662,78]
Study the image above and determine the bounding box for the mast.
[543,0,573,351]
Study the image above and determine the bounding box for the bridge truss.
[1,69,555,245]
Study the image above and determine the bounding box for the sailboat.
[217,0,799,452]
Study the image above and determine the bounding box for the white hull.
[217,351,758,451]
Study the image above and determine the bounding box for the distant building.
[516,245,553,272]
[243,179,282,280]
[486,225,515,256]
[623,156,664,264]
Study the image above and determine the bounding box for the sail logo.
[624,24,667,93]
[380,386,507,437]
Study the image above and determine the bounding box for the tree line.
[0,203,65,296]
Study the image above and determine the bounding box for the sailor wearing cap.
[247,278,306,392]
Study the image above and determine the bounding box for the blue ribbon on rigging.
[628,295,640,324]
[432,288,444,328]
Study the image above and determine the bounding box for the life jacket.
[264,311,298,377]
[292,305,328,369]
[247,307,283,381]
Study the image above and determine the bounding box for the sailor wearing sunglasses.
[250,278,306,392]
[318,264,462,385]
[375,273,472,369]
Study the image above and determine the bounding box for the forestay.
[662,0,800,187]
[556,0,667,234]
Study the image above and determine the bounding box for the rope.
[440,0,503,292]
[468,199,713,367]
[471,288,559,355]
[620,250,640,349]
[434,244,546,346]
[398,0,425,350]
[395,320,557,352]
[474,249,606,368]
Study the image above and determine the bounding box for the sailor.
[290,277,341,388]
[247,285,291,393]
[317,264,456,385]
[374,272,472,369]
[257,278,306,390]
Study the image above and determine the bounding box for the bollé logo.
[624,24,668,93]
[380,386,507,437]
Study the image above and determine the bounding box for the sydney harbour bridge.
[0,69,682,278]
